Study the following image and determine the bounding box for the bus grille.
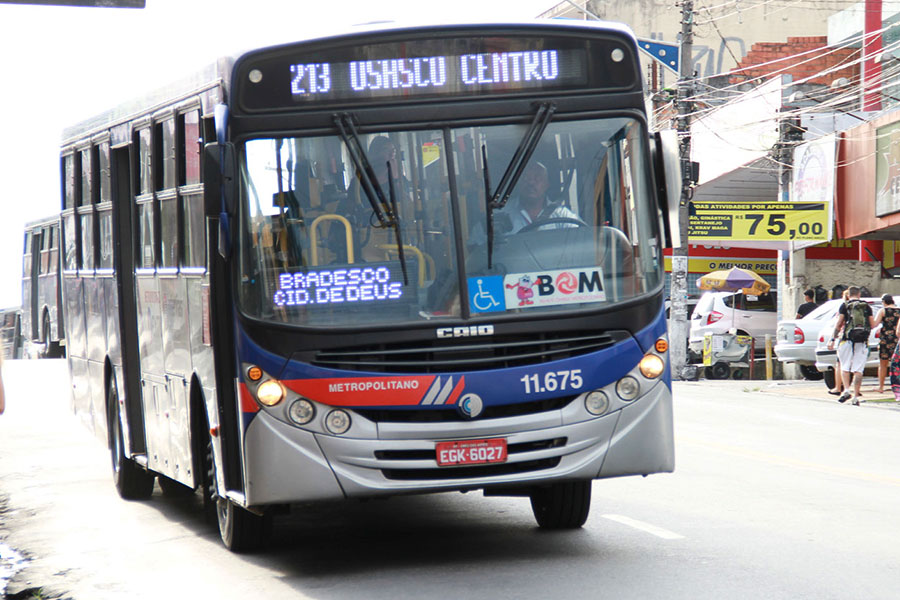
[355,396,576,423]
[381,457,561,481]
[311,331,622,373]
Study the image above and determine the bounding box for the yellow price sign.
[688,201,829,242]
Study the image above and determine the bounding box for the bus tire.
[216,496,270,553]
[108,383,154,500]
[530,481,591,529]
[201,424,270,552]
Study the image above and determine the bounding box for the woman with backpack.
[873,294,900,393]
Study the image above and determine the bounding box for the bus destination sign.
[287,49,586,102]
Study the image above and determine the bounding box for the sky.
[0,0,563,308]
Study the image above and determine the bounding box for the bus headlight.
[584,390,610,416]
[325,409,352,435]
[639,354,666,379]
[288,399,315,425]
[256,380,285,406]
[616,376,640,401]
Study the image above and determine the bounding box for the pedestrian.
[796,289,818,319]
[890,318,900,401]
[827,286,874,405]
[828,288,852,395]
[873,294,900,393]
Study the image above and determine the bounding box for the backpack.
[846,300,871,344]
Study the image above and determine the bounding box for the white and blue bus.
[61,20,680,551]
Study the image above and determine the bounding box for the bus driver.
[503,161,582,232]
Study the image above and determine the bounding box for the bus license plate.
[435,438,507,467]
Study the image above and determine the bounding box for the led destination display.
[273,263,409,308]
[237,34,638,111]
[287,49,586,102]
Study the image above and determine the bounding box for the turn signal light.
[655,338,669,353]
[247,365,263,381]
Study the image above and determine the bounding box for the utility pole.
[670,0,694,378]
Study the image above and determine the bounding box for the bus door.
[111,142,148,458]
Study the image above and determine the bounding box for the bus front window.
[238,130,462,326]
[455,117,662,314]
[237,117,662,327]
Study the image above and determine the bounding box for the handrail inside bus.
[310,214,354,266]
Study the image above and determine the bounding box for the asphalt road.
[1,360,899,599]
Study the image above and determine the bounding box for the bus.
[60,20,680,551]
[22,217,64,359]
[0,307,23,360]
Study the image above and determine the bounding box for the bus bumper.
[242,382,673,504]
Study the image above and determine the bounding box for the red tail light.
[793,327,804,344]
[706,311,724,325]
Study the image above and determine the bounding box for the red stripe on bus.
[239,384,260,413]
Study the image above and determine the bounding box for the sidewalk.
[758,377,900,408]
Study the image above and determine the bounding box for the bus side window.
[137,200,155,269]
[183,194,205,268]
[159,197,178,268]
[181,110,201,186]
[49,225,58,275]
[40,227,49,275]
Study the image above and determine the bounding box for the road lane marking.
[602,514,685,540]
[680,437,900,487]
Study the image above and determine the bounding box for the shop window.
[183,193,205,268]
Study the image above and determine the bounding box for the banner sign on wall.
[875,121,900,217]
[688,201,830,242]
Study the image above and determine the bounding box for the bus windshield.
[238,116,662,327]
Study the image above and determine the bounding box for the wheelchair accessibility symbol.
[468,276,506,313]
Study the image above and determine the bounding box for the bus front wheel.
[201,427,270,552]
[530,481,591,529]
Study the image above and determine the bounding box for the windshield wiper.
[333,113,408,285]
[482,101,556,268]
[333,113,394,228]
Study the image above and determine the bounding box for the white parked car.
[689,291,777,361]
[814,297,888,390]
[774,299,843,380]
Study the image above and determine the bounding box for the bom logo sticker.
[503,268,606,309]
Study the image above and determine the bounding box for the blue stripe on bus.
[236,309,671,411]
